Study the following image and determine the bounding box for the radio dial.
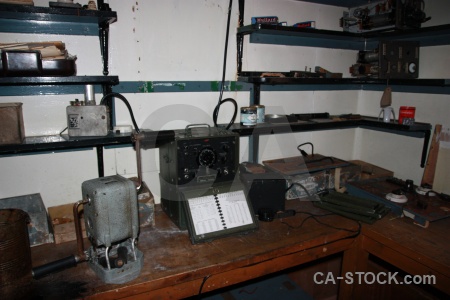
[198,148,216,167]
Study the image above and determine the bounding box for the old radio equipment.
[350,40,419,79]
[340,0,430,33]
[159,124,240,230]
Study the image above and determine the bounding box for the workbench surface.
[29,201,359,299]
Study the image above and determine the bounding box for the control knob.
[198,148,216,167]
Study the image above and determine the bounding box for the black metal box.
[159,125,239,229]
[239,163,286,215]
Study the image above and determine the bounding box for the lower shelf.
[0,115,431,167]
[226,114,432,167]
[0,130,175,155]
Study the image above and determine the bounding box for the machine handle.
[185,123,211,136]
[32,255,79,279]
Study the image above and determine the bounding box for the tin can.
[252,105,265,123]
[240,106,257,126]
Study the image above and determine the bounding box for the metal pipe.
[132,132,143,190]
[73,199,89,261]
[105,246,111,270]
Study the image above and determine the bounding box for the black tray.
[1,50,76,76]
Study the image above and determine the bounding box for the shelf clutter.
[1,41,77,76]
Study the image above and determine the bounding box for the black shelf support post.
[99,22,110,76]
[251,83,261,105]
[237,33,244,75]
[236,0,245,75]
[96,146,104,177]
[420,129,431,168]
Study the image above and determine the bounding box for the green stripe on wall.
[115,81,248,93]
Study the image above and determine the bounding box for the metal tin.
[0,209,32,299]
[252,105,265,123]
[240,106,257,126]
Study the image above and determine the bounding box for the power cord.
[284,181,361,235]
[281,211,361,235]
[212,0,237,130]
[198,274,212,298]
[100,92,140,133]
[297,142,314,157]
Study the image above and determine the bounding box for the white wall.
[0,0,449,208]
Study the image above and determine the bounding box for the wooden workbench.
[27,199,450,299]
[340,212,450,299]
[29,201,359,299]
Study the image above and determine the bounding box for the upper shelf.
[297,0,373,7]
[237,23,450,50]
[0,4,117,35]
[238,75,450,86]
[0,75,119,86]
[237,75,450,94]
[0,76,120,96]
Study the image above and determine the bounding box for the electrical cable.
[198,274,212,298]
[280,210,361,237]
[100,92,140,133]
[285,181,329,203]
[283,181,361,235]
[297,142,314,156]
[212,0,238,130]
[59,127,68,135]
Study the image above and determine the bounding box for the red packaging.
[398,106,416,124]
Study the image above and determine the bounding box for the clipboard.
[180,182,259,244]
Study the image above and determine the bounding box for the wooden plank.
[111,239,354,300]
[361,236,450,295]
[360,214,450,278]
[339,235,369,300]
[421,124,442,187]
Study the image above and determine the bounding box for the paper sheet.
[187,190,253,235]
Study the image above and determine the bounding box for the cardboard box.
[349,160,394,180]
[0,102,25,145]
[129,178,156,228]
[48,203,86,244]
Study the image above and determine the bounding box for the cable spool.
[385,193,408,203]
[0,209,33,299]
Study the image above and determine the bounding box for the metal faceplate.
[159,126,239,186]
[81,175,139,247]
[67,105,109,137]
